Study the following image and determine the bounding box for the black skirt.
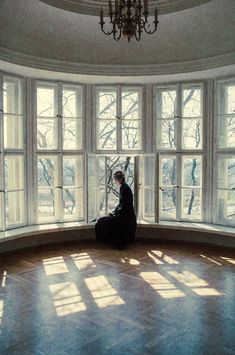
[95,213,136,248]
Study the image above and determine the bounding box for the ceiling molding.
[39,0,212,16]
[1,46,235,77]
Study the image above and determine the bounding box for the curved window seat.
[0,222,234,254]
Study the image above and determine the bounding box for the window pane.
[38,157,56,187]
[182,86,202,117]
[160,188,176,219]
[4,155,24,190]
[157,119,176,149]
[144,156,155,221]
[182,157,202,187]
[63,187,84,220]
[3,77,22,114]
[157,89,177,118]
[182,188,202,219]
[97,120,117,150]
[38,188,55,218]
[63,86,82,118]
[226,85,235,114]
[144,188,155,221]
[63,157,83,187]
[122,90,140,120]
[5,191,24,226]
[182,119,202,149]
[37,85,57,117]
[37,118,57,150]
[106,156,135,213]
[4,114,23,149]
[97,90,116,119]
[218,190,235,221]
[63,118,82,150]
[218,116,235,148]
[218,156,235,188]
[144,156,155,187]
[122,120,141,150]
[160,157,177,186]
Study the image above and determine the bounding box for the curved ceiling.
[39,0,212,16]
[0,0,235,76]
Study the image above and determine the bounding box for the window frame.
[0,73,27,231]
[93,85,144,154]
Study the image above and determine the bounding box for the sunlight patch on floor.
[85,275,125,308]
[140,272,185,298]
[43,257,69,275]
[49,282,86,316]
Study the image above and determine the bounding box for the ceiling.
[38,0,212,16]
[0,0,235,76]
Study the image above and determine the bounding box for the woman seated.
[95,170,137,249]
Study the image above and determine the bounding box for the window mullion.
[0,75,6,230]
[117,85,121,152]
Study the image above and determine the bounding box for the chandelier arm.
[100,1,159,41]
[101,26,114,36]
[143,21,158,34]
[113,27,122,41]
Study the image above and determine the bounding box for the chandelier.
[99,0,159,42]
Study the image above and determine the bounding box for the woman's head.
[113,170,125,185]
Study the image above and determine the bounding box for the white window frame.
[33,80,85,225]
[154,82,206,223]
[0,73,27,231]
[213,77,235,227]
[93,85,144,154]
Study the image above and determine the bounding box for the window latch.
[56,186,63,189]
[173,185,180,189]
[159,187,165,191]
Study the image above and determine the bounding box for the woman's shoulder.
[121,183,131,191]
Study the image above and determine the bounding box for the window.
[88,155,137,222]
[155,83,204,222]
[35,82,84,223]
[95,87,142,152]
[215,79,235,226]
[0,76,26,230]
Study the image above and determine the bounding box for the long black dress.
[95,183,136,248]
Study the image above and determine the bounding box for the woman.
[95,170,136,249]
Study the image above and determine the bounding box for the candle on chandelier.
[100,7,104,23]
[115,0,118,15]
[109,0,112,14]
[154,7,158,23]
[144,0,148,13]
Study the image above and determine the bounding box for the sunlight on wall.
[1,271,7,288]
[49,282,86,316]
[151,251,179,264]
[121,258,140,265]
[85,275,125,308]
[200,254,222,265]
[220,257,235,265]
[147,252,164,265]
[140,272,185,298]
[43,257,69,276]
[71,253,96,270]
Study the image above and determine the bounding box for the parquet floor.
[0,240,234,355]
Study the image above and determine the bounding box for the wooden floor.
[0,240,234,355]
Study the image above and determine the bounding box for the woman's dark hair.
[113,170,125,183]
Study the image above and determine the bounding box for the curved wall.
[1,0,235,75]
